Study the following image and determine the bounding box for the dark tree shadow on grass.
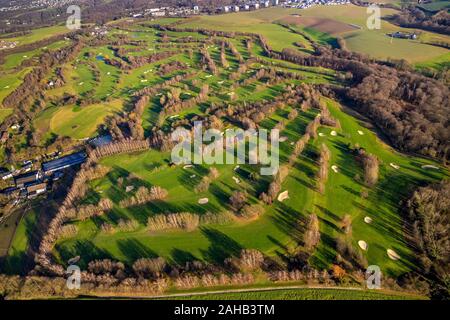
[269,203,306,245]
[56,240,112,269]
[199,228,242,266]
[117,238,158,266]
[170,248,198,266]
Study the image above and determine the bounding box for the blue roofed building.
[42,151,87,174]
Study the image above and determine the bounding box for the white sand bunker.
[198,198,209,204]
[68,256,80,265]
[277,190,289,202]
[205,75,212,78]
[364,216,373,224]
[318,133,326,137]
[421,164,439,170]
[183,164,193,169]
[190,174,196,178]
[390,163,400,170]
[279,136,288,142]
[387,249,401,261]
[232,176,241,184]
[234,165,240,171]
[357,130,364,135]
[358,240,368,251]
[290,142,295,145]
[331,165,339,173]
[330,130,337,136]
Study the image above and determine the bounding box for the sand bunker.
[183,164,193,169]
[421,165,439,170]
[277,190,289,202]
[387,249,401,261]
[318,133,326,137]
[279,136,288,142]
[390,163,400,170]
[330,130,337,136]
[331,165,339,173]
[190,174,196,178]
[364,216,373,224]
[68,256,81,265]
[232,176,241,184]
[198,198,209,204]
[357,130,364,135]
[358,240,368,251]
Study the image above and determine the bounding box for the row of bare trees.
[119,186,168,208]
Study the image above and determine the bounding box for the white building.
[254,3,260,9]
[233,5,240,12]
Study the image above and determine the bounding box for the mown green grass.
[54,98,447,277]
[49,99,123,139]
[181,9,310,51]
[0,108,12,124]
[4,13,448,284]
[0,40,69,71]
[2,209,38,274]
[418,0,450,12]
[1,25,69,45]
[0,67,33,107]
[297,4,450,63]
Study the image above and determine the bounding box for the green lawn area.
[0,40,69,71]
[0,67,33,106]
[418,0,450,12]
[181,8,311,51]
[296,4,450,63]
[1,209,38,274]
[0,108,12,124]
[1,25,70,46]
[54,98,447,277]
[49,99,123,139]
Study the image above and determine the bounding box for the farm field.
[277,4,450,64]
[161,287,426,300]
[0,6,448,300]
[0,25,70,46]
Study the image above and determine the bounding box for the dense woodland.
[406,180,450,299]
[389,7,450,35]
